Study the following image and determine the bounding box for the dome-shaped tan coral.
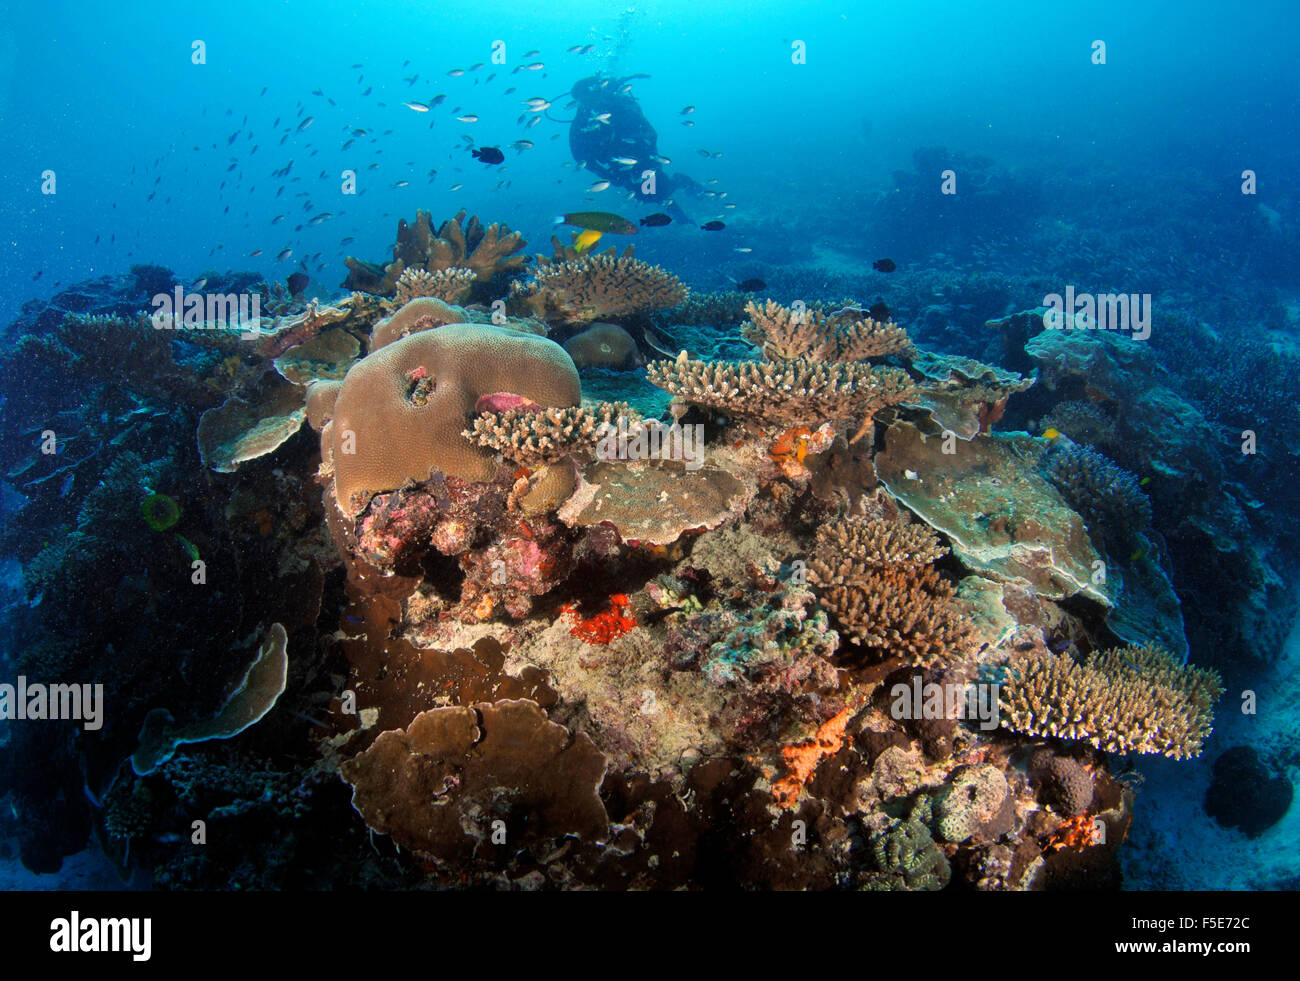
[326,323,580,513]
[370,296,467,352]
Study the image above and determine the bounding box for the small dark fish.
[872,258,896,273]
[701,220,725,231]
[32,270,42,280]
[287,272,309,295]
[643,325,687,360]
[640,213,672,227]
[472,145,505,165]
[868,301,891,321]
[737,278,766,292]
[297,116,314,132]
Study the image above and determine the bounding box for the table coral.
[512,247,687,322]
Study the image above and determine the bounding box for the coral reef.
[340,699,608,865]
[132,623,289,775]
[394,266,478,306]
[863,818,951,891]
[647,353,914,432]
[739,299,914,362]
[1000,644,1224,759]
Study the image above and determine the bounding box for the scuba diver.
[565,74,703,225]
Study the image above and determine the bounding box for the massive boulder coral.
[343,209,527,296]
[999,643,1223,759]
[511,247,687,322]
[321,323,580,512]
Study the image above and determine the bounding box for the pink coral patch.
[475,391,542,414]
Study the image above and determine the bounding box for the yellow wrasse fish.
[574,229,603,252]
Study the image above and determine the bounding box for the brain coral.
[325,323,580,512]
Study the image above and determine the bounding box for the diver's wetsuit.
[568,75,699,224]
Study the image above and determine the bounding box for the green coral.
[863,818,951,891]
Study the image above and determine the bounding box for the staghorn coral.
[1043,441,1152,554]
[999,644,1223,759]
[512,248,687,322]
[343,209,527,296]
[464,401,640,467]
[394,266,477,305]
[740,300,914,363]
[646,352,914,431]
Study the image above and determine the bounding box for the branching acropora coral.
[809,518,972,668]
[646,352,914,429]
[808,518,949,583]
[1042,441,1153,552]
[464,401,642,467]
[999,643,1224,759]
[394,266,477,305]
[513,249,687,321]
[740,300,914,362]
